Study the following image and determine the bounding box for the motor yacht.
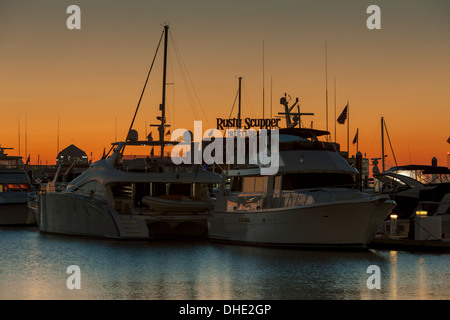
[208,95,397,249]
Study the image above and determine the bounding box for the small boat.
[0,147,35,226]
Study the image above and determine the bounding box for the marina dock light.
[390,214,398,236]
[415,210,428,217]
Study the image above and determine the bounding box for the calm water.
[1,227,449,300]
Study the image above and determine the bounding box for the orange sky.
[1,0,449,169]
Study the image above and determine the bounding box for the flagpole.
[347,101,350,156]
[325,42,329,136]
[381,117,385,172]
[356,128,359,153]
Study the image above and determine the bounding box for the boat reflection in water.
[208,95,397,249]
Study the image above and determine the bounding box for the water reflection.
[390,251,398,300]
[1,228,449,299]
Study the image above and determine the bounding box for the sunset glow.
[1,0,449,170]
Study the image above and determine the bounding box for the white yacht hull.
[38,192,149,239]
[38,192,211,239]
[208,197,396,249]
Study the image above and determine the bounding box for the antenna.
[262,39,265,120]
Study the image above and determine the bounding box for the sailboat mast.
[325,42,329,134]
[18,117,20,157]
[381,116,385,172]
[334,78,336,143]
[159,24,169,143]
[262,40,265,120]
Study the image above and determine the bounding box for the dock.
[369,236,450,253]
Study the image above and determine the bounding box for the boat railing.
[221,188,357,211]
[30,182,107,204]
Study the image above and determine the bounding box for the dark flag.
[447,136,450,144]
[352,130,358,144]
[337,104,348,124]
[166,130,171,136]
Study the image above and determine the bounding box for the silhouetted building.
[56,144,88,165]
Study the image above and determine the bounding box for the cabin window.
[242,177,268,193]
[168,183,191,197]
[110,183,133,214]
[20,184,32,191]
[111,183,133,199]
[134,183,150,207]
[151,182,166,197]
[0,184,8,192]
[8,184,21,192]
[231,177,243,192]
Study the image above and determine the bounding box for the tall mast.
[18,117,20,157]
[381,116,385,172]
[159,24,169,143]
[25,113,27,161]
[57,114,60,157]
[262,40,265,120]
[325,42,329,135]
[347,102,349,156]
[334,78,336,143]
[238,76,242,129]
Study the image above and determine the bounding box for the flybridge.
[216,117,282,130]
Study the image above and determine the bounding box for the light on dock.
[415,210,428,217]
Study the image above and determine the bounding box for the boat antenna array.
[278,93,314,129]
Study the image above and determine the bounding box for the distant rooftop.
[56,144,88,165]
